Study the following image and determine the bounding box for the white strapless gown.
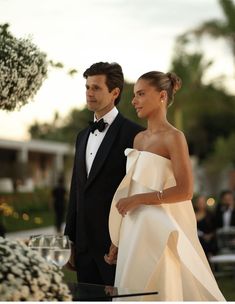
[109,149,225,301]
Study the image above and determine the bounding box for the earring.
[161,99,164,103]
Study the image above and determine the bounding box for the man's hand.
[104,243,118,265]
[65,242,77,271]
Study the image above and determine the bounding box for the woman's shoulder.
[133,130,147,147]
[164,126,186,143]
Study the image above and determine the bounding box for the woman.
[194,195,217,258]
[106,71,225,301]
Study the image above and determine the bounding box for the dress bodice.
[125,148,175,191]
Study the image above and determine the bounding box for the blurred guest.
[194,195,217,258]
[215,190,235,229]
[51,176,67,234]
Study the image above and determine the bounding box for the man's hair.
[219,189,233,200]
[83,62,124,105]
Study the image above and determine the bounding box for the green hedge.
[0,188,54,232]
[0,188,51,212]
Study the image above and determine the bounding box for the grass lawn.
[217,276,235,301]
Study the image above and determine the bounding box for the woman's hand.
[104,243,118,265]
[116,195,140,216]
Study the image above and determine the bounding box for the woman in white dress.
[106,71,225,301]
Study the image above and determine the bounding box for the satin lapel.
[85,113,124,189]
[77,128,90,185]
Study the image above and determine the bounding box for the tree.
[168,38,235,160]
[188,0,235,73]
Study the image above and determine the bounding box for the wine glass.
[28,234,42,249]
[28,234,55,264]
[50,235,71,269]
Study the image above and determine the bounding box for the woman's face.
[132,79,164,118]
[196,196,207,211]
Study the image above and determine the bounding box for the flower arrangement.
[0,237,72,301]
[0,23,48,111]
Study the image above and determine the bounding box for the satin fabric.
[109,149,225,301]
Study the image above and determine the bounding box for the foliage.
[184,0,235,73]
[169,39,235,159]
[204,132,235,173]
[0,188,50,213]
[0,23,48,111]
[3,210,54,232]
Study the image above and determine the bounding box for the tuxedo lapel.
[85,113,124,189]
[77,128,90,185]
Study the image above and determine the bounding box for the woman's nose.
[132,97,137,105]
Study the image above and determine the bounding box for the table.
[68,282,158,301]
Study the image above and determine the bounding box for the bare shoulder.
[165,127,186,143]
[164,127,189,157]
[133,130,146,149]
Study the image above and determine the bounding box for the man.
[215,190,235,229]
[64,62,143,285]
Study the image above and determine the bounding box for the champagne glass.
[50,235,71,269]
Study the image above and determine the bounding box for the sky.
[0,0,233,140]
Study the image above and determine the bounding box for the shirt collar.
[94,107,118,125]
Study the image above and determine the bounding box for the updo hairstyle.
[138,71,182,107]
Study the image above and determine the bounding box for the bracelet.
[156,190,163,201]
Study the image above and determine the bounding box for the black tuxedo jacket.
[215,203,235,228]
[64,113,143,260]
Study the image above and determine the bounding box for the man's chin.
[87,103,96,112]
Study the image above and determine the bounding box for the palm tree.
[169,37,213,132]
[189,0,235,73]
[168,37,235,160]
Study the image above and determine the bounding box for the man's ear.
[112,87,120,100]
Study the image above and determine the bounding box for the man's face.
[85,75,119,119]
[222,193,234,208]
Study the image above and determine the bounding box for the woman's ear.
[159,90,167,102]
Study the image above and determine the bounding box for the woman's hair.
[138,71,182,107]
[83,62,124,105]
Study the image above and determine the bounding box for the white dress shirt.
[85,107,118,176]
[223,207,233,228]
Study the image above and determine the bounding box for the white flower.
[0,24,48,111]
[0,237,72,301]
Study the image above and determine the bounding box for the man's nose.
[86,88,93,96]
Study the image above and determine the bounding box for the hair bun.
[166,72,182,94]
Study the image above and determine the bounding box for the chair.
[209,227,235,278]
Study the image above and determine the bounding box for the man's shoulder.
[119,114,144,131]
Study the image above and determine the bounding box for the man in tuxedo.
[64,62,143,285]
[215,190,235,229]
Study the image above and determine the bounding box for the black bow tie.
[89,118,108,133]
